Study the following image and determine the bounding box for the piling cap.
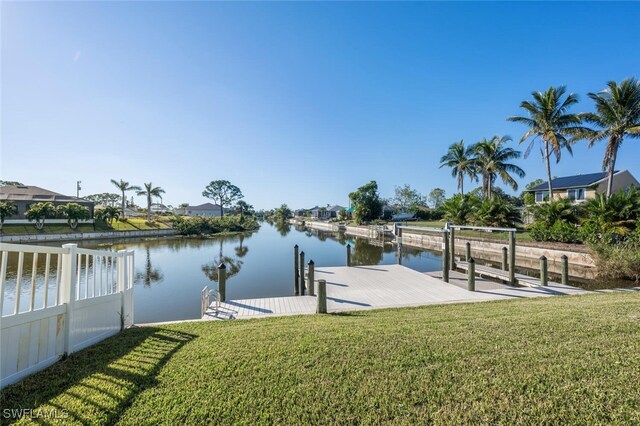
[218,263,226,270]
[347,243,351,248]
[294,244,298,248]
[300,251,304,255]
[540,255,547,260]
[468,257,475,263]
[309,260,314,265]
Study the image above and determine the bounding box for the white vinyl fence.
[0,242,134,389]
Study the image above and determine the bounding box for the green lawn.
[2,292,640,424]
[409,220,536,242]
[1,218,172,235]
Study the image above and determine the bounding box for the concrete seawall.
[0,229,180,244]
[399,231,595,278]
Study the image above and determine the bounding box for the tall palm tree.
[508,86,585,199]
[111,179,141,218]
[136,182,166,222]
[472,135,525,199]
[439,140,477,195]
[579,78,640,198]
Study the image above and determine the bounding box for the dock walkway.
[202,264,589,321]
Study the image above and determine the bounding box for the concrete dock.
[202,264,590,321]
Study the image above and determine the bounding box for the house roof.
[0,185,91,203]
[327,205,345,212]
[527,171,620,192]
[187,202,223,210]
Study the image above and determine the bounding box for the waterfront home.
[526,170,639,203]
[149,203,171,214]
[0,184,95,224]
[176,202,229,217]
[309,205,346,219]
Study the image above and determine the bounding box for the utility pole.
[76,181,82,198]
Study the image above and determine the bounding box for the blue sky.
[2,2,639,210]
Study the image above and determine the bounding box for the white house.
[177,202,229,217]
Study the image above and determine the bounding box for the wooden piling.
[294,245,299,295]
[449,227,456,270]
[299,251,305,295]
[442,230,450,283]
[561,255,569,286]
[501,246,508,271]
[508,231,516,285]
[218,263,227,302]
[346,244,351,267]
[397,228,403,265]
[467,258,475,291]
[308,260,315,296]
[465,241,471,261]
[317,279,327,314]
[540,256,548,286]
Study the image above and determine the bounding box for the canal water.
[1,222,441,323]
[2,221,634,323]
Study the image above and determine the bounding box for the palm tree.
[136,183,166,222]
[472,135,525,199]
[110,179,141,218]
[579,78,640,198]
[508,86,585,199]
[439,140,477,195]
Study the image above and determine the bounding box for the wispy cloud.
[73,50,82,62]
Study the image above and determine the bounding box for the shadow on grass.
[0,327,195,425]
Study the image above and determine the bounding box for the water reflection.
[201,239,243,284]
[273,221,291,236]
[135,246,164,287]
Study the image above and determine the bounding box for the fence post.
[60,243,78,355]
[308,260,315,296]
[317,279,327,314]
[294,245,299,295]
[501,246,508,271]
[346,244,351,267]
[218,263,227,302]
[465,242,471,261]
[449,227,456,270]
[442,230,450,283]
[508,231,516,285]
[299,251,305,295]
[561,255,569,286]
[539,256,548,286]
[117,250,127,330]
[467,257,475,291]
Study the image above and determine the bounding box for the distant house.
[177,202,229,217]
[308,205,346,219]
[149,203,170,214]
[0,185,95,223]
[526,170,639,203]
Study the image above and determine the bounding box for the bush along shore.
[170,215,260,236]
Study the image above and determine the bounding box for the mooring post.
[561,255,569,286]
[465,241,471,261]
[467,258,475,291]
[449,226,456,270]
[508,231,516,285]
[540,256,548,286]
[501,246,508,271]
[218,263,227,302]
[299,251,305,295]
[308,260,315,296]
[294,245,299,295]
[442,230,450,283]
[397,228,403,265]
[346,244,351,267]
[317,279,327,314]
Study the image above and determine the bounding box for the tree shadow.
[0,327,195,424]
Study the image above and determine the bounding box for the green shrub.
[530,199,579,227]
[171,215,259,235]
[581,189,640,241]
[588,232,640,282]
[440,194,481,224]
[471,198,522,228]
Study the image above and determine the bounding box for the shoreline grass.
[2,292,640,424]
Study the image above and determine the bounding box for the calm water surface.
[4,222,632,323]
[87,222,440,323]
